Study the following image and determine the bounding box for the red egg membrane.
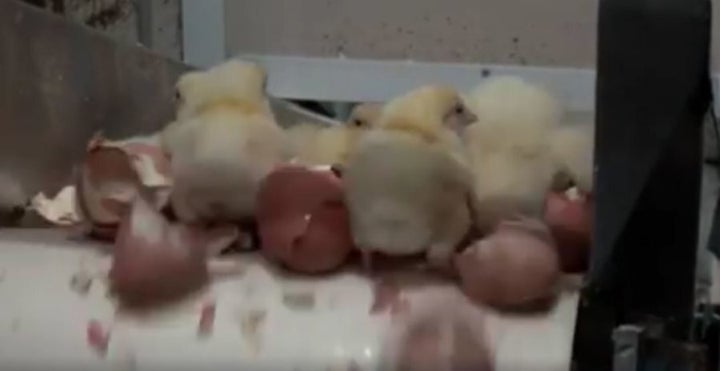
[543,190,593,273]
[256,164,353,274]
[86,319,110,356]
[197,300,217,337]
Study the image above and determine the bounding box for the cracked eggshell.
[256,164,353,274]
[76,133,172,240]
[455,218,561,310]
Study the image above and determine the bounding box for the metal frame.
[574,0,713,368]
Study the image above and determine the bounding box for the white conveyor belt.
[0,229,580,371]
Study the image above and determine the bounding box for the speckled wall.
[225,0,720,71]
[224,0,595,67]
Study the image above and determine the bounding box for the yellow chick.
[287,102,383,166]
[161,60,289,223]
[343,86,477,270]
[285,122,321,156]
[462,76,563,232]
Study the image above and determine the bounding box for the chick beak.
[464,111,478,126]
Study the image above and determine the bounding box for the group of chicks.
[156,59,593,309]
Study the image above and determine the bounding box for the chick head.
[174,60,268,120]
[346,102,383,129]
[379,85,477,141]
[466,76,561,131]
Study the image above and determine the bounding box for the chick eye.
[352,119,364,127]
[454,105,465,115]
[174,90,181,101]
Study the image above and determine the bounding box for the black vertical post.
[573,0,711,369]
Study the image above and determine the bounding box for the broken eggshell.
[256,164,353,274]
[30,185,82,227]
[109,195,238,308]
[544,188,592,273]
[76,133,172,240]
[380,290,494,371]
[455,217,561,311]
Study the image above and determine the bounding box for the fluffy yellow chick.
[161,60,289,223]
[343,86,477,270]
[287,102,383,166]
[548,123,595,193]
[285,122,321,158]
[462,76,563,232]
